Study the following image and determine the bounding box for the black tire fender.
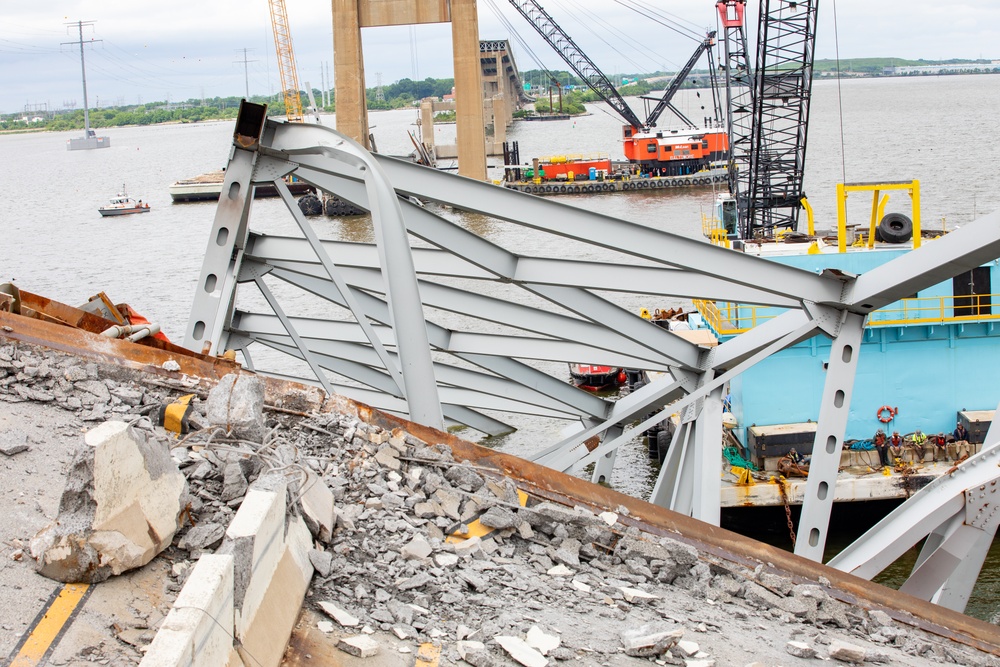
[878,212,914,243]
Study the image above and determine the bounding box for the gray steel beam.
[261,121,444,430]
[185,145,257,354]
[692,384,725,524]
[265,260,684,368]
[249,234,799,307]
[272,174,406,396]
[849,210,1000,311]
[371,153,848,305]
[794,311,865,561]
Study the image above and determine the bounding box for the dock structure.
[502,167,727,195]
[183,101,1000,615]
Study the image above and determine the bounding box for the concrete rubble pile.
[2,340,1000,666]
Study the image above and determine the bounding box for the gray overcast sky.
[2,0,997,114]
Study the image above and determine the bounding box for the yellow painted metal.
[267,0,304,123]
[836,183,848,253]
[911,180,922,248]
[866,191,881,248]
[695,292,1000,336]
[801,196,815,236]
[445,489,529,543]
[9,584,90,666]
[868,193,890,249]
[838,180,922,251]
[163,393,195,435]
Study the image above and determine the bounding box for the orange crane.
[267,0,304,122]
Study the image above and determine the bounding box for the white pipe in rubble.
[100,323,161,342]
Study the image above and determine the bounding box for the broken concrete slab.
[299,470,335,542]
[495,635,548,667]
[0,428,29,456]
[318,600,360,627]
[401,534,432,560]
[786,640,817,658]
[204,373,265,440]
[338,634,379,657]
[525,625,560,655]
[621,624,683,657]
[829,639,866,662]
[139,554,236,667]
[30,421,187,583]
[177,522,225,553]
[309,549,333,577]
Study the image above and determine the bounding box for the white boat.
[99,186,150,217]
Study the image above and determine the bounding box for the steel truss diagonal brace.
[265,121,443,429]
[271,172,406,397]
[795,310,865,561]
[549,313,819,491]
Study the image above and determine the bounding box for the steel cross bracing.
[505,0,644,130]
[189,105,1000,606]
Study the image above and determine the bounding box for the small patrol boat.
[99,185,150,217]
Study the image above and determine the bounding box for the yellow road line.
[415,642,441,667]
[446,489,529,544]
[7,583,91,667]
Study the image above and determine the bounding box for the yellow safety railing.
[694,293,1000,336]
[702,214,730,247]
[867,293,1000,326]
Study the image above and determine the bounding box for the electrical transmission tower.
[235,48,258,99]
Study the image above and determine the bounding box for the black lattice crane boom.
[642,31,718,129]
[717,0,819,239]
[506,0,644,130]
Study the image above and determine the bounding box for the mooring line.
[6,583,92,667]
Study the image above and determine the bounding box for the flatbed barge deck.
[503,166,727,195]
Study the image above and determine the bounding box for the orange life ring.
[877,405,897,423]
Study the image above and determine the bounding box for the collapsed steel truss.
[187,104,1000,613]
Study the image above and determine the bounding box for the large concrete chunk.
[205,373,266,440]
[30,421,187,583]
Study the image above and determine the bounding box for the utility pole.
[320,61,329,106]
[234,48,257,99]
[63,20,100,139]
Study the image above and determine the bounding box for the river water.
[2,74,1000,618]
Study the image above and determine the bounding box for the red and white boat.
[569,363,626,391]
[99,186,150,217]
